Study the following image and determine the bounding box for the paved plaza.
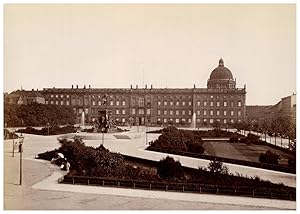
[3,126,296,210]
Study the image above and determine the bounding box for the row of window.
[157,109,242,117]
[157,118,241,124]
[157,100,242,107]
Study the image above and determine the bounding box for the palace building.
[7,59,247,127]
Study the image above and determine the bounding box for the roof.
[209,58,234,80]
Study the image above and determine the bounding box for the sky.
[3,4,296,105]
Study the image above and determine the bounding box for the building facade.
[7,59,247,127]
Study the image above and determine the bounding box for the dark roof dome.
[209,58,233,80]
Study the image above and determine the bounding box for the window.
[231,110,234,116]
[188,101,192,106]
[210,101,213,107]
[131,98,136,106]
[158,101,161,105]
[147,109,151,115]
[122,101,126,106]
[158,110,161,115]
[224,119,227,124]
[122,109,125,115]
[66,101,69,105]
[204,101,207,106]
[138,109,144,115]
[132,109,136,114]
[164,101,167,106]
[210,95,213,99]
[170,101,173,105]
[116,109,119,115]
[238,101,242,107]
[182,110,186,115]
[217,110,220,116]
[56,101,58,105]
[51,95,54,98]
[196,118,201,123]
[210,119,214,124]
[197,101,200,106]
[60,95,63,98]
[210,110,213,116]
[188,118,191,123]
[217,101,220,107]
[182,101,186,106]
[163,118,167,123]
[188,110,192,115]
[73,108,76,114]
[45,100,48,104]
[203,118,207,123]
[56,95,58,98]
[92,100,96,106]
[98,101,101,106]
[176,110,179,115]
[122,118,126,123]
[157,118,161,122]
[67,95,69,98]
[85,108,88,114]
[204,110,207,116]
[50,100,54,104]
[138,98,144,106]
[79,108,83,114]
[224,110,227,116]
[176,118,179,123]
[170,110,173,115]
[164,110,167,115]
[110,101,114,106]
[224,101,227,107]
[197,110,200,115]
[231,101,234,107]
[231,119,234,123]
[238,111,241,116]
[238,119,241,123]
[176,101,179,106]
[116,101,120,106]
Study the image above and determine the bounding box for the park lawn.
[203,141,294,164]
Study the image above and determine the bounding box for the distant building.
[5,89,45,105]
[5,59,247,127]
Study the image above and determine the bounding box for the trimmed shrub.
[187,143,205,154]
[259,150,279,165]
[157,156,184,179]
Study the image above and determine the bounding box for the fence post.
[87,179,89,185]
[200,187,202,193]
[216,187,219,194]
[166,185,168,191]
[72,178,74,184]
[149,184,151,190]
[252,190,255,197]
[102,180,105,186]
[133,183,135,189]
[182,186,185,192]
[118,181,120,187]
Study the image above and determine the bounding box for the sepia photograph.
[3,2,297,210]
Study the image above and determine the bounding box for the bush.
[229,136,239,143]
[207,159,229,175]
[157,156,184,179]
[247,133,260,142]
[259,150,279,165]
[187,143,205,154]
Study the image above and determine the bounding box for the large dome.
[209,58,233,80]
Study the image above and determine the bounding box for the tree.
[157,156,184,179]
[207,159,229,175]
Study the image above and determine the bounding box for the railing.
[146,147,296,174]
[58,175,296,201]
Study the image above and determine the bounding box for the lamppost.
[101,127,105,146]
[19,134,24,185]
[12,128,15,157]
[47,122,50,135]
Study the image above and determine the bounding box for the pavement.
[3,126,297,210]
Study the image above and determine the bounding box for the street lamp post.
[101,128,105,146]
[12,128,15,157]
[47,122,50,135]
[19,134,24,185]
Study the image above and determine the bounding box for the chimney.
[194,84,196,89]
[145,84,147,89]
[130,84,132,89]
[89,84,91,89]
[84,85,86,89]
[76,85,78,89]
[136,85,138,89]
[151,84,153,89]
[72,85,73,89]
[37,89,38,91]
[32,89,34,91]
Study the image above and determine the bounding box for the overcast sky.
[4,4,296,105]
